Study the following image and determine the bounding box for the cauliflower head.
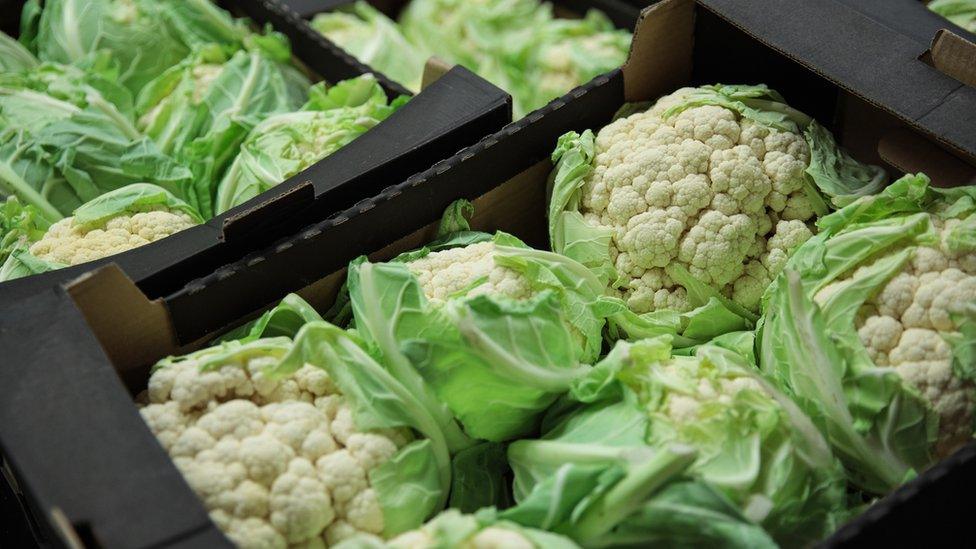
[761,174,976,493]
[140,338,410,548]
[215,75,400,215]
[18,183,201,268]
[609,336,846,544]
[406,241,533,303]
[347,226,605,442]
[816,216,976,457]
[333,509,578,549]
[29,207,196,266]
[565,86,821,315]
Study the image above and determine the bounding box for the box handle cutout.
[921,29,976,88]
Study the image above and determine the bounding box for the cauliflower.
[819,235,976,457]
[214,75,399,215]
[0,184,202,281]
[137,50,225,133]
[406,241,532,302]
[29,207,196,266]
[139,338,410,548]
[504,336,845,547]
[333,509,578,549]
[761,173,976,493]
[396,0,631,117]
[559,86,825,315]
[527,12,631,114]
[347,224,605,442]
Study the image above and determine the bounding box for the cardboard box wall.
[3,0,976,546]
[0,0,513,305]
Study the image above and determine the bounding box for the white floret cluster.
[383,522,533,549]
[139,350,409,548]
[579,88,817,313]
[407,242,533,303]
[816,216,976,457]
[657,357,765,426]
[29,207,197,266]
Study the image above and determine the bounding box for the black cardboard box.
[2,0,976,547]
[0,0,512,304]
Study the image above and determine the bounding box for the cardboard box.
[2,0,975,546]
[0,0,513,303]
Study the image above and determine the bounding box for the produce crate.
[0,0,512,302]
[2,0,975,547]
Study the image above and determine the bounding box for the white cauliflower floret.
[466,528,535,549]
[140,351,408,547]
[407,241,532,302]
[677,211,754,287]
[822,226,976,458]
[889,329,974,456]
[29,207,197,266]
[384,513,537,549]
[576,88,821,314]
[660,357,765,426]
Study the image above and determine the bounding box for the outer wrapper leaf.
[0,62,191,217]
[27,0,190,95]
[146,48,310,216]
[71,183,202,230]
[449,442,513,513]
[0,247,62,282]
[158,0,252,51]
[218,293,324,343]
[403,291,590,441]
[0,30,38,72]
